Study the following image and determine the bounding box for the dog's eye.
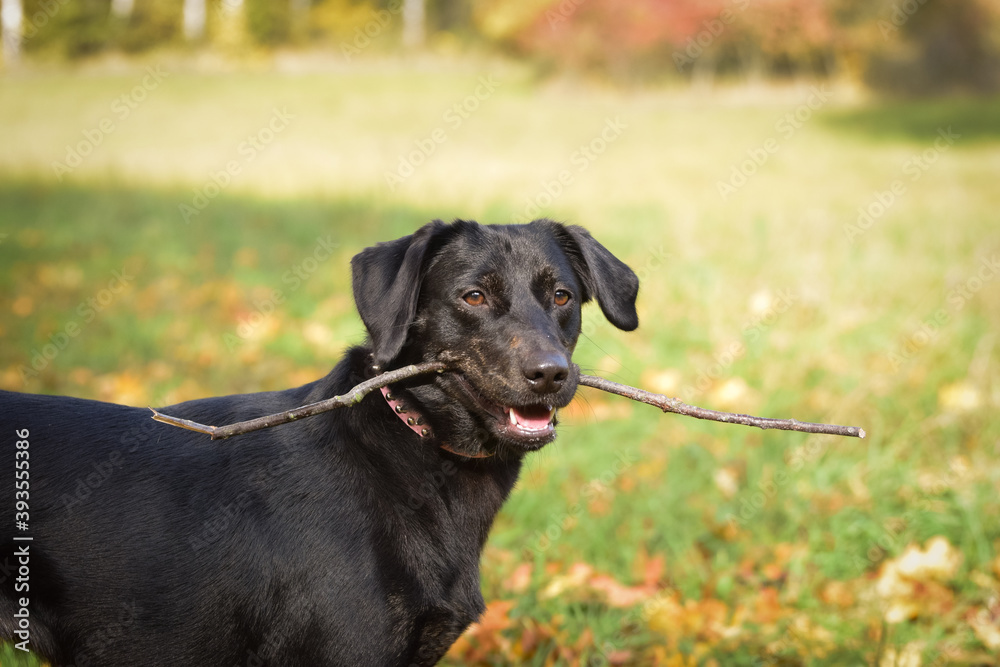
[554,290,571,306]
[463,291,486,306]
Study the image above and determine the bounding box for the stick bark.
[151,364,865,440]
[576,375,865,438]
[150,361,447,440]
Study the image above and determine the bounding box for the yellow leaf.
[713,466,739,499]
[938,381,982,412]
[641,368,682,396]
[879,642,923,667]
[875,537,962,624]
[540,562,593,599]
[709,377,749,409]
[895,536,962,581]
[968,599,1000,650]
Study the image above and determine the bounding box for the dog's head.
[352,219,638,457]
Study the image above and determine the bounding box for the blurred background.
[1,1,999,665]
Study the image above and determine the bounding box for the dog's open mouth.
[451,375,559,446]
[503,404,556,437]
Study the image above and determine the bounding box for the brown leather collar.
[381,386,493,459]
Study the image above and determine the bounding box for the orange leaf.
[473,599,516,635]
[504,563,533,594]
[754,587,786,625]
[589,574,654,608]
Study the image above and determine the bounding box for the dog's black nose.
[522,351,569,394]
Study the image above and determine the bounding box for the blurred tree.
[245,0,290,45]
[402,0,424,46]
[865,0,1000,94]
[117,0,182,53]
[211,0,250,53]
[428,0,471,36]
[183,0,206,40]
[289,0,308,42]
[730,0,837,79]
[2,0,997,96]
[31,0,108,57]
[1,0,22,65]
[111,0,134,20]
[311,0,383,44]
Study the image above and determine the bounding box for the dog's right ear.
[351,220,448,367]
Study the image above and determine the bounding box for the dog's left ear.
[548,222,640,331]
[352,220,448,366]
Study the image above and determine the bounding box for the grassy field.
[1,58,999,665]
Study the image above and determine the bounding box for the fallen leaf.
[754,586,786,625]
[968,599,1000,650]
[589,574,654,607]
[713,466,740,499]
[820,580,855,608]
[447,599,516,661]
[710,377,749,409]
[879,642,923,667]
[938,381,982,412]
[875,537,961,624]
[641,368,682,396]
[895,536,962,581]
[504,563,533,594]
[638,551,666,588]
[540,562,593,600]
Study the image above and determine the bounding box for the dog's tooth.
[509,409,517,426]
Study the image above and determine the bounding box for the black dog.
[1,219,638,666]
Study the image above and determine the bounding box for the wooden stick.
[150,361,448,440]
[577,375,866,438]
[151,364,866,440]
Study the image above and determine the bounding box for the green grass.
[1,60,999,665]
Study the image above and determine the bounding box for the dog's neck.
[380,385,493,459]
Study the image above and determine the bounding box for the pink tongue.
[512,406,552,429]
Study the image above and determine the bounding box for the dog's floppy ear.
[352,220,448,366]
[549,222,639,331]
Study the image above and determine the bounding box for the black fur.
[1,219,638,666]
